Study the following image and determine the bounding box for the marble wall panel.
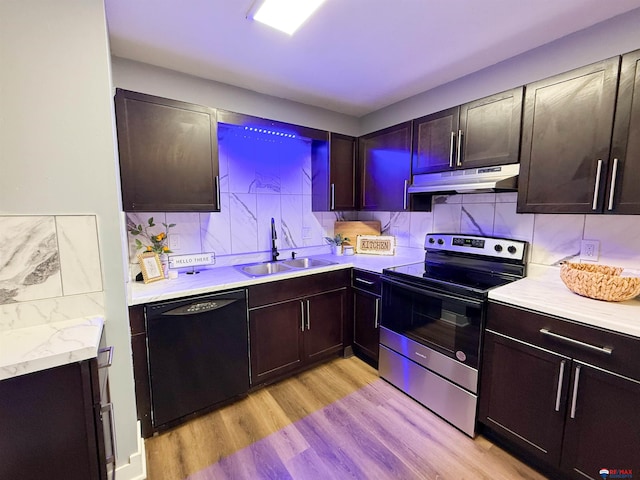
[583,215,640,269]
[432,203,462,233]
[0,216,62,304]
[493,202,535,243]
[281,194,304,249]
[256,193,282,252]
[56,216,102,296]
[390,212,411,247]
[229,193,258,253]
[531,214,584,265]
[166,212,202,255]
[409,212,434,248]
[460,204,495,236]
[200,196,232,256]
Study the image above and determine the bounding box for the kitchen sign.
[355,235,396,256]
[168,253,216,270]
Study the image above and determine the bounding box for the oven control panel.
[425,234,527,261]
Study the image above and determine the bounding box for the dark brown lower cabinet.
[0,360,108,480]
[479,302,640,480]
[248,270,349,387]
[352,269,381,367]
[250,288,346,386]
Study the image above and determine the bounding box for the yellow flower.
[146,246,152,252]
[162,246,169,252]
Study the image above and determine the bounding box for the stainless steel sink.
[235,257,336,277]
[282,257,335,269]
[237,261,293,276]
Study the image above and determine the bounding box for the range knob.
[428,237,435,244]
[437,238,444,245]
[494,244,503,252]
[507,245,517,254]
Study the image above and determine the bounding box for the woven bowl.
[560,262,640,302]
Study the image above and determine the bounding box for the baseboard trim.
[114,421,147,480]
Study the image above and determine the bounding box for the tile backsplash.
[125,127,640,275]
[0,215,104,331]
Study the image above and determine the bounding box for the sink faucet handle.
[291,251,297,259]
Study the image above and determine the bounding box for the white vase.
[159,254,169,278]
[331,244,343,256]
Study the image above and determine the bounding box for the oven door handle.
[382,277,485,308]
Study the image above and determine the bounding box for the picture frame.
[137,252,165,283]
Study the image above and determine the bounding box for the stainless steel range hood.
[407,163,520,195]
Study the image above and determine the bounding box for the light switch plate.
[169,234,181,250]
[580,240,599,261]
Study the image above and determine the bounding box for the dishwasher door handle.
[161,298,240,316]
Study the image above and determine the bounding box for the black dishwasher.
[145,289,249,429]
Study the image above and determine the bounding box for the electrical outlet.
[580,240,599,261]
[169,234,181,250]
[302,227,311,239]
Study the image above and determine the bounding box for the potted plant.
[128,217,176,277]
[325,233,350,256]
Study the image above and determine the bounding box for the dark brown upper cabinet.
[312,133,357,211]
[114,89,220,212]
[359,121,412,211]
[607,49,640,214]
[412,88,523,175]
[517,57,621,214]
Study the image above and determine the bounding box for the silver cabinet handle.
[403,179,409,210]
[555,360,566,412]
[456,129,463,167]
[374,297,380,328]
[607,157,619,211]
[355,278,375,286]
[449,131,455,168]
[592,159,603,210]
[300,301,305,332]
[215,175,221,209]
[98,346,114,369]
[570,365,581,419]
[330,183,336,210]
[101,402,117,479]
[306,300,310,331]
[539,328,613,355]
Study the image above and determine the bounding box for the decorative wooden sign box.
[355,235,396,255]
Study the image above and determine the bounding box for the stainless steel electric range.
[379,233,528,437]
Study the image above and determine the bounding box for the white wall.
[111,56,361,137]
[0,1,143,478]
[360,7,640,134]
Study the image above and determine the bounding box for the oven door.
[381,276,484,370]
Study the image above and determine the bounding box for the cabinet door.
[561,362,640,479]
[359,122,412,211]
[304,289,346,363]
[459,87,523,170]
[330,133,357,210]
[479,330,570,467]
[518,58,619,213]
[353,289,380,365]
[412,108,459,174]
[0,362,103,480]
[608,49,640,214]
[115,89,220,212]
[249,300,304,386]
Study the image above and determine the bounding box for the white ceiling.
[105,0,640,117]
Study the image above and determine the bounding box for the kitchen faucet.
[271,218,279,261]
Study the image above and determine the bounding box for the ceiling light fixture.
[248,0,326,35]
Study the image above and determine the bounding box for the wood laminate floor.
[145,356,548,480]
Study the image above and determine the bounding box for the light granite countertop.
[489,264,640,338]
[129,250,426,305]
[0,316,104,381]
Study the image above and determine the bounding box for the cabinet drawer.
[487,302,640,380]
[351,269,381,296]
[248,269,350,308]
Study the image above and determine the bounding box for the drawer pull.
[355,278,375,286]
[570,365,581,419]
[374,297,380,328]
[539,329,613,355]
[554,360,566,412]
[607,157,619,211]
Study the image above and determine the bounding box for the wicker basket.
[560,262,640,302]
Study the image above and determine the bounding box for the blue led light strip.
[244,126,296,138]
